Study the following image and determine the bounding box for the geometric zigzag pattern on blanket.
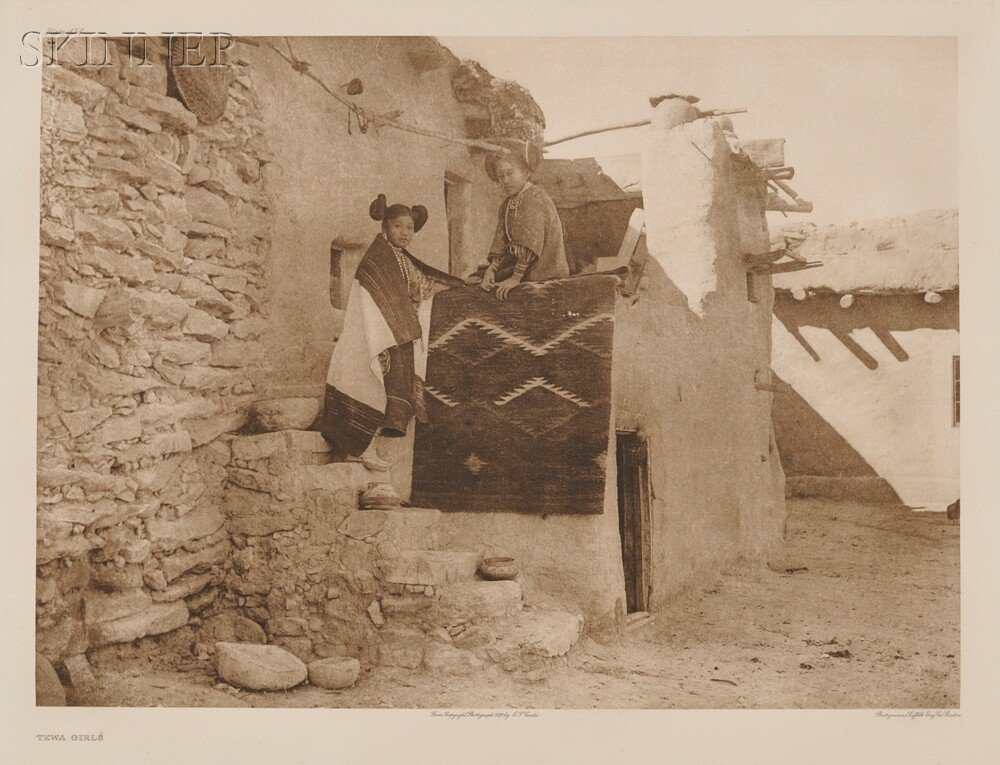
[412,274,619,515]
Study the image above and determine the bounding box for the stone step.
[485,609,584,667]
[435,580,524,622]
[373,627,484,675]
[372,606,584,675]
[337,508,444,550]
[230,430,334,465]
[381,580,523,627]
[377,549,480,587]
[293,462,373,508]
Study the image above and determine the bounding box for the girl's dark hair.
[369,194,428,232]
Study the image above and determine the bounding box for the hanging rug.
[412,274,618,515]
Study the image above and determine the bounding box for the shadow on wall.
[773,292,957,370]
[771,291,959,505]
[770,370,902,504]
[558,199,643,274]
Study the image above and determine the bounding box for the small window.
[952,355,960,426]
[746,271,758,303]
[330,246,343,309]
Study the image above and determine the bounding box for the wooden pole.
[543,119,651,148]
[700,108,748,117]
[755,380,793,393]
[743,249,788,268]
[542,108,748,148]
[751,260,823,275]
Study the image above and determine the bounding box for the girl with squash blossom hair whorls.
[317,195,463,472]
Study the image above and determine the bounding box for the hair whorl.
[410,205,428,233]
[369,194,388,221]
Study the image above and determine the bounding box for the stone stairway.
[343,504,585,677]
[219,431,585,678]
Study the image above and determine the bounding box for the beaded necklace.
[503,181,532,245]
[383,233,411,291]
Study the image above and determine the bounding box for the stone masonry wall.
[219,432,381,664]
[36,39,273,664]
[215,433,580,676]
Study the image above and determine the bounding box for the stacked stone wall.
[219,434,382,664]
[36,39,273,663]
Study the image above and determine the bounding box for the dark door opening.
[616,430,651,613]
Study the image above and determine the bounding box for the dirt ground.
[78,498,960,709]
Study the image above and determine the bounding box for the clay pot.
[360,482,401,510]
[479,556,518,581]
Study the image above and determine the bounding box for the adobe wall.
[772,292,959,506]
[244,37,503,399]
[614,103,786,607]
[423,109,788,625]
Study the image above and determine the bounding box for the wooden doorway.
[616,430,651,613]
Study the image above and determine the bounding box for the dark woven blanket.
[412,275,618,514]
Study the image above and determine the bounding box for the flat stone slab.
[379,550,480,587]
[252,399,320,432]
[295,463,371,500]
[146,505,224,548]
[151,572,215,603]
[160,538,229,580]
[215,642,307,691]
[230,430,331,462]
[490,609,584,662]
[83,588,153,624]
[338,508,443,549]
[87,601,189,647]
[434,581,523,624]
[308,657,361,689]
[423,643,483,675]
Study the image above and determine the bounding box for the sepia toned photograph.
[30,29,962,715]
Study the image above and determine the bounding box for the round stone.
[251,398,320,431]
[35,655,66,706]
[215,642,307,691]
[308,657,361,690]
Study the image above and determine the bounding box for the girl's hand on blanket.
[480,265,497,291]
[495,277,521,301]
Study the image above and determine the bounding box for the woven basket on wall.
[169,35,233,125]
